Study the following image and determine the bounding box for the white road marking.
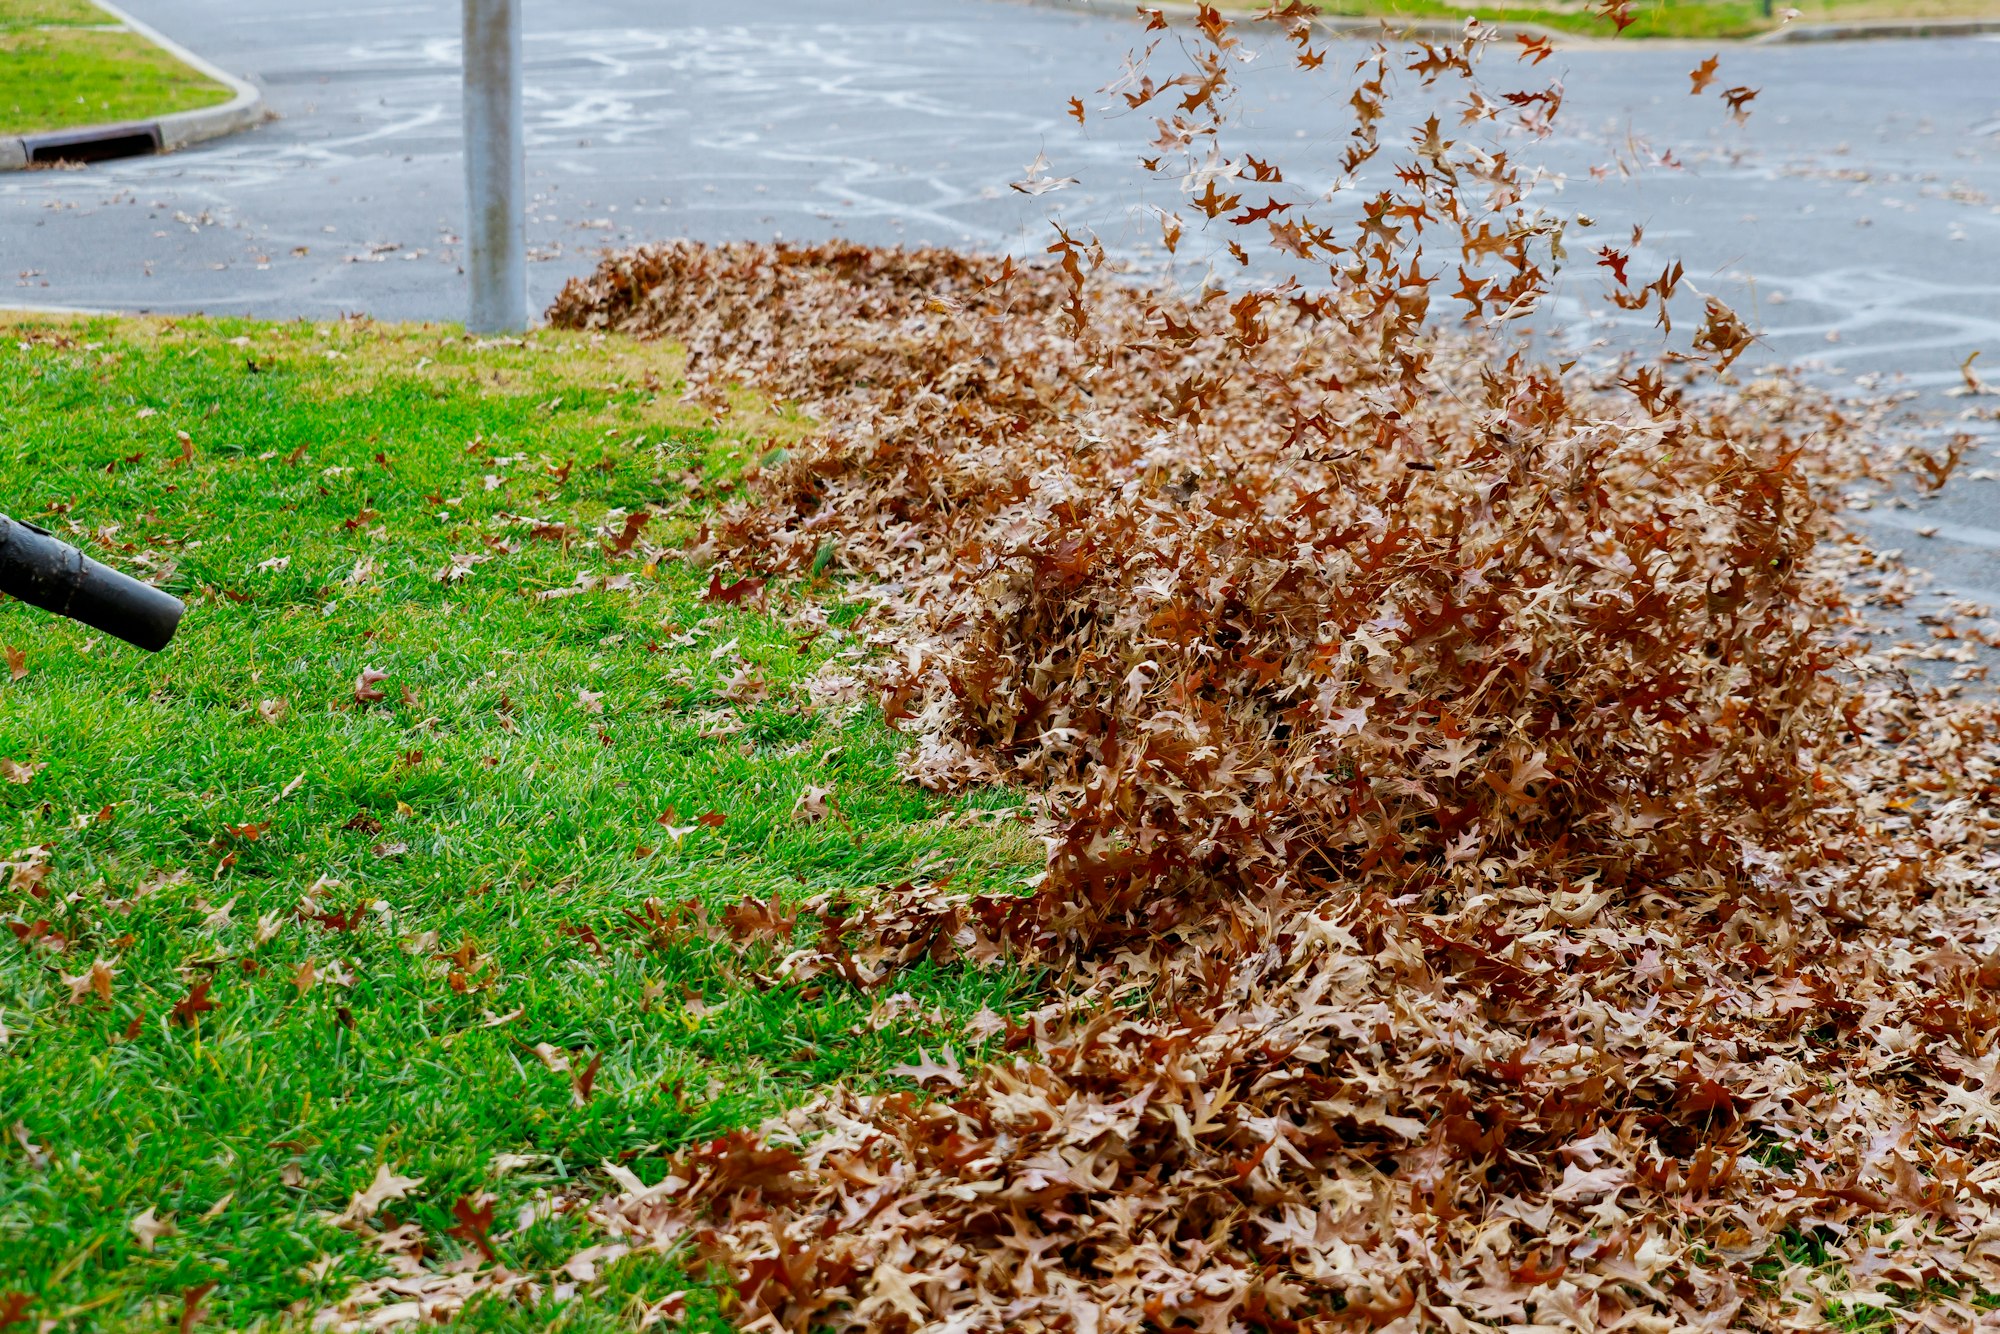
[1848,507,2000,550]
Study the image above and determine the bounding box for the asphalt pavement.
[3,0,1996,605]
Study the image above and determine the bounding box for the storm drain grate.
[22,122,163,165]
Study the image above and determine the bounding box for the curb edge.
[1000,0,2000,47]
[1750,15,2000,40]
[0,0,268,172]
[1003,0,1573,42]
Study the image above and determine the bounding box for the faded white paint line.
[1848,507,2000,550]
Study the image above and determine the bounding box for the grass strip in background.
[0,0,231,138]
[1243,0,2000,38]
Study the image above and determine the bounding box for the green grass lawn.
[1,0,231,138]
[1219,0,2000,38]
[0,315,1038,1331]
[0,0,115,27]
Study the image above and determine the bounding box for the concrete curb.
[0,303,120,318]
[1006,0,1571,43]
[0,0,267,172]
[1750,15,2000,40]
[1002,0,2000,47]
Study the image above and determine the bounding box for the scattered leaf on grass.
[128,1206,175,1251]
[169,980,215,1028]
[332,1164,423,1228]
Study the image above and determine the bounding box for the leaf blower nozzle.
[0,514,185,652]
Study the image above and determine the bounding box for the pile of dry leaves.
[321,9,2000,1331]
[543,251,2000,1333]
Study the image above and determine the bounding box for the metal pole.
[463,0,526,333]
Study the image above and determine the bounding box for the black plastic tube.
[0,515,184,652]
